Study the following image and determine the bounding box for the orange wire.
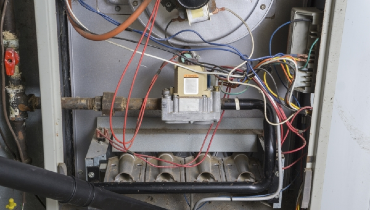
[67,0,151,41]
[280,63,292,83]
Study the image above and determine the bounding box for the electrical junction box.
[288,7,323,93]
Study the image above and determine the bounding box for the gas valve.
[4,48,19,76]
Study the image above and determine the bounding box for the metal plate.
[100,117,263,152]
[97,0,133,15]
[129,0,273,45]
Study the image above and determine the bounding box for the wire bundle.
[64,0,318,200]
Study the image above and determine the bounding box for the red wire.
[109,0,160,150]
[101,87,231,168]
[122,1,161,150]
[283,153,307,170]
[251,77,311,156]
[132,55,179,144]
[134,88,231,168]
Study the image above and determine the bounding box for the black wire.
[35,195,46,209]
[164,19,175,47]
[254,67,296,111]
[63,3,237,75]
[261,61,298,107]
[267,61,298,76]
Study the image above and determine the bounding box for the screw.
[77,170,83,175]
[115,6,121,12]
[88,172,95,178]
[165,2,172,7]
[132,1,138,6]
[275,171,279,177]
[260,4,266,10]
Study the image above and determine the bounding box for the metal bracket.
[146,153,185,182]
[301,168,313,208]
[224,153,262,182]
[185,154,225,182]
[104,155,146,182]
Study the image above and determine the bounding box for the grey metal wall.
[69,0,305,180]
[310,0,370,209]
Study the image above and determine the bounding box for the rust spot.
[18,130,24,140]
[56,132,59,137]
[18,104,30,111]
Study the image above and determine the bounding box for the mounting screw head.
[132,1,138,6]
[115,6,121,12]
[166,2,172,7]
[275,171,279,177]
[88,172,95,178]
[260,4,266,10]
[77,170,83,175]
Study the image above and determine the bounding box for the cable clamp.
[235,98,240,110]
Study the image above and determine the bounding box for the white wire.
[223,8,254,59]
[65,0,88,30]
[105,40,244,78]
[230,81,295,126]
[258,57,298,110]
[223,8,254,81]
[66,1,295,126]
[65,1,244,78]
[193,119,283,210]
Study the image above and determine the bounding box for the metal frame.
[34,1,64,209]
[304,0,348,209]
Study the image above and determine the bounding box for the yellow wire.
[283,59,293,79]
[263,72,300,110]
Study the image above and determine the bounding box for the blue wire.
[269,21,291,56]
[268,21,301,108]
[246,62,282,104]
[273,66,301,108]
[77,0,301,107]
[77,0,249,59]
[77,0,121,26]
[184,194,190,207]
[132,29,247,58]
[77,0,295,63]
[197,202,207,210]
[183,194,207,210]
